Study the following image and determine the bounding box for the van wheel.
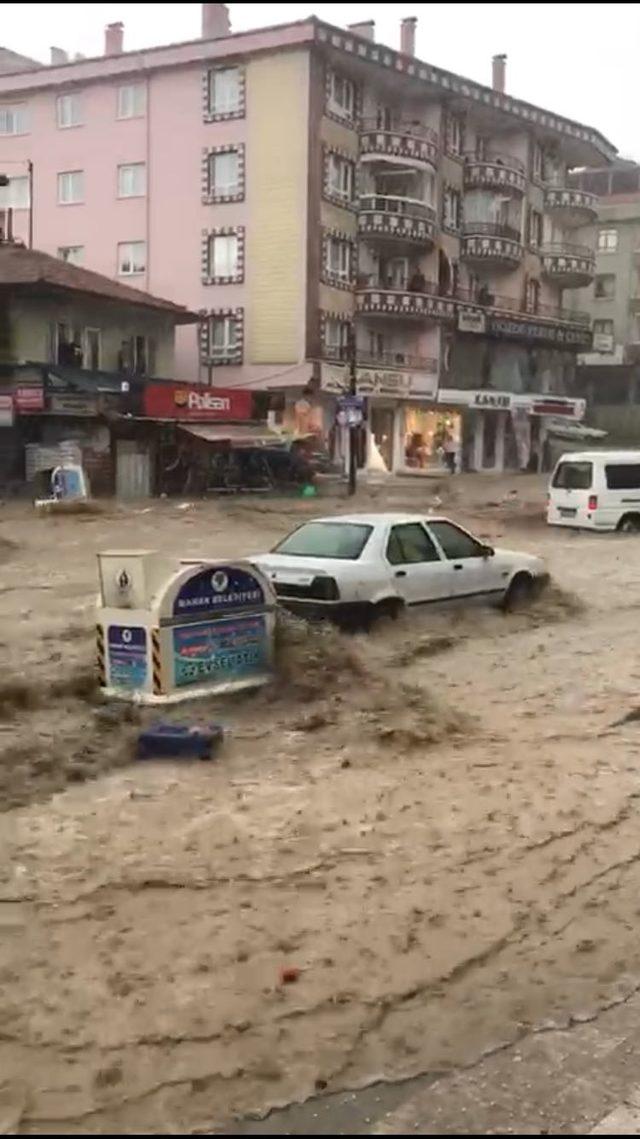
[504,573,535,612]
[618,514,640,534]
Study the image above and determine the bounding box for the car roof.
[304,513,450,526]
[558,450,640,462]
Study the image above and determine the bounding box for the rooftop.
[0,243,198,323]
[0,10,617,166]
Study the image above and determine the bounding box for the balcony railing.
[544,186,598,218]
[453,285,591,326]
[464,151,526,173]
[540,243,596,286]
[358,194,437,222]
[359,119,439,168]
[463,153,527,194]
[541,241,594,259]
[359,118,439,145]
[462,221,522,242]
[325,346,437,371]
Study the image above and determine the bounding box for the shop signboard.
[0,394,13,427]
[592,332,614,354]
[173,615,268,688]
[14,386,44,413]
[438,388,585,421]
[458,310,486,334]
[471,391,511,410]
[107,625,148,690]
[320,363,437,400]
[143,382,252,422]
[487,316,591,348]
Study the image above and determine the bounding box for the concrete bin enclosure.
[96,550,276,703]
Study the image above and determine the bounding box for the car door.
[426,519,505,602]
[385,522,452,605]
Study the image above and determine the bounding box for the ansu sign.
[144,382,252,421]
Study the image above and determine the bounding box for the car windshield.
[552,461,593,490]
[272,521,373,560]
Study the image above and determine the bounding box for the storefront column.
[495,412,506,471]
[473,413,484,471]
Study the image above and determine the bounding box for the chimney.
[400,16,417,56]
[50,46,68,65]
[348,20,374,41]
[104,22,124,56]
[201,3,231,39]
[492,53,506,93]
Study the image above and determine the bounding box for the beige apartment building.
[0,4,617,472]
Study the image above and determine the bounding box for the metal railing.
[356,274,441,294]
[359,117,439,145]
[463,151,526,174]
[540,242,595,259]
[462,221,522,243]
[356,280,591,326]
[322,345,438,371]
[358,193,437,222]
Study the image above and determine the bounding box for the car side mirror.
[482,545,495,558]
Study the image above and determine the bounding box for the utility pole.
[27,160,33,250]
[347,323,357,496]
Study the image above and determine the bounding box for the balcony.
[460,222,523,268]
[454,286,591,327]
[463,153,526,195]
[544,186,598,227]
[358,194,437,248]
[359,119,439,172]
[356,280,456,322]
[357,349,438,373]
[541,242,596,287]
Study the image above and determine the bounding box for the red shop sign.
[143,382,252,421]
[14,386,44,413]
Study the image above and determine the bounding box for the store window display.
[402,406,462,472]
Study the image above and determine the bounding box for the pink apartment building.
[0,4,618,473]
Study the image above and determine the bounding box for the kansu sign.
[144,382,252,421]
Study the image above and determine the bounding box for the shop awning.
[178,423,284,446]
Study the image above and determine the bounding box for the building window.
[202,228,245,284]
[209,150,239,197]
[443,186,461,231]
[117,162,146,198]
[594,274,616,299]
[56,93,83,129]
[598,228,618,253]
[327,70,355,121]
[0,104,28,135]
[531,141,543,180]
[118,335,155,375]
[206,66,243,118]
[326,152,354,205]
[84,328,101,370]
[0,175,29,209]
[528,208,543,248]
[207,313,242,363]
[593,319,614,336]
[117,83,146,119]
[324,234,352,284]
[117,240,146,275]
[208,233,238,279]
[444,114,463,156]
[323,315,350,360]
[525,278,540,313]
[57,170,84,204]
[57,245,84,265]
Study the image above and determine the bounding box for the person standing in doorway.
[443,431,457,474]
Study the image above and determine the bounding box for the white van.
[547,450,640,532]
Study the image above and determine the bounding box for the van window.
[605,463,640,490]
[552,461,593,490]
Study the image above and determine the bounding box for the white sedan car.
[252,513,549,629]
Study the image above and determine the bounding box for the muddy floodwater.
[2,476,640,1134]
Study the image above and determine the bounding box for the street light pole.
[27,160,33,249]
[347,323,357,496]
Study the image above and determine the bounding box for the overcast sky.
[4,2,637,160]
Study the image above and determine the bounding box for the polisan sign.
[143,382,253,421]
